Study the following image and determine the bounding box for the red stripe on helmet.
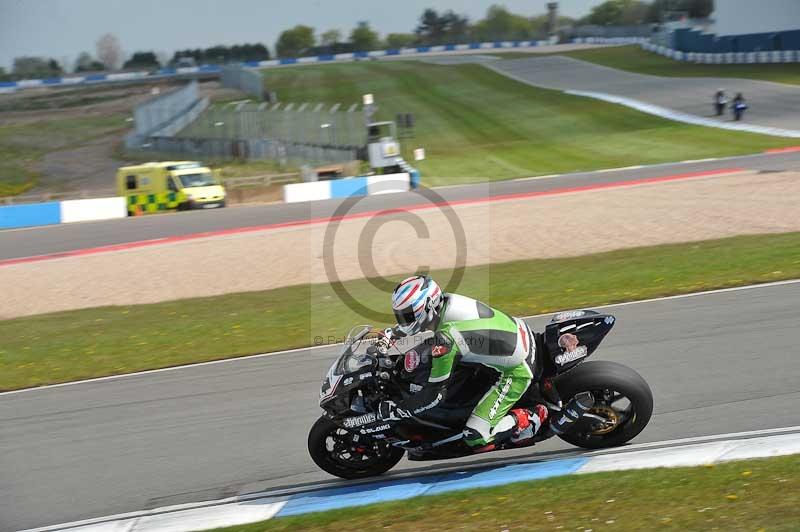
[397,280,421,307]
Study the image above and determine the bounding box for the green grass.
[211,454,800,531]
[257,61,797,186]
[0,114,128,196]
[545,45,800,86]
[2,232,800,391]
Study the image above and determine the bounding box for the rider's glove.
[377,400,411,422]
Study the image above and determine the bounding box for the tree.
[276,25,315,58]
[415,8,470,45]
[0,67,10,81]
[96,33,122,70]
[416,8,449,44]
[386,33,417,48]
[320,29,342,48]
[584,0,650,26]
[12,56,63,78]
[647,0,714,21]
[441,11,470,43]
[75,51,104,72]
[170,43,270,65]
[349,21,379,52]
[123,51,160,69]
[472,5,533,41]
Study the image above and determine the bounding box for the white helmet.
[391,275,443,335]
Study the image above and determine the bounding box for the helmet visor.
[394,305,417,327]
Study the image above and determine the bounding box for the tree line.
[270,1,712,57]
[1,1,714,81]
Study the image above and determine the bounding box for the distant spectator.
[713,89,728,117]
[731,93,748,121]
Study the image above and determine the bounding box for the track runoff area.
[12,280,800,532]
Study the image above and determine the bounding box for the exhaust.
[549,391,595,435]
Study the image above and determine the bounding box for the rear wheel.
[554,361,653,449]
[308,416,405,479]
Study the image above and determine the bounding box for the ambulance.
[116,161,226,215]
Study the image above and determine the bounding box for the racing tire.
[308,416,405,479]
[554,361,653,449]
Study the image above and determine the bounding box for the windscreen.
[178,172,216,188]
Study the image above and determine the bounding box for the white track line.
[1,278,798,397]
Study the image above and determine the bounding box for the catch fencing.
[125,81,210,149]
[139,136,358,165]
[129,97,365,165]
[180,102,367,148]
[221,65,266,100]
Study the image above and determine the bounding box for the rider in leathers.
[367,275,548,451]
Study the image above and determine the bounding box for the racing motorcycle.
[309,310,653,479]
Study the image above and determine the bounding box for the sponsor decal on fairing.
[359,423,391,434]
[413,393,442,414]
[553,310,586,322]
[343,412,376,428]
[555,346,589,365]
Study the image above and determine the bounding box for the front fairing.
[319,327,379,413]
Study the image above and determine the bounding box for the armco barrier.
[283,173,411,203]
[0,196,126,230]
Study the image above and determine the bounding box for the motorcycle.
[308,309,653,479]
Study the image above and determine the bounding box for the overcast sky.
[0,0,603,70]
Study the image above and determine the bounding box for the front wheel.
[554,361,653,449]
[308,416,405,479]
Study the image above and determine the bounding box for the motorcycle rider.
[370,275,548,452]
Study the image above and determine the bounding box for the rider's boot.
[509,405,548,445]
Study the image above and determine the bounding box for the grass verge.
[254,61,798,186]
[537,45,800,86]
[211,454,800,532]
[1,232,800,391]
[0,114,128,197]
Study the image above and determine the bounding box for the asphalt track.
[2,281,800,531]
[490,56,800,131]
[1,150,799,262]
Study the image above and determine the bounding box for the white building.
[712,0,800,36]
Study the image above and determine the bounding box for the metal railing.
[0,190,116,205]
[223,172,299,188]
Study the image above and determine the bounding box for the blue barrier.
[330,177,368,198]
[0,202,61,229]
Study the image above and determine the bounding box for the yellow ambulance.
[116,161,226,215]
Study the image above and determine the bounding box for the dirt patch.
[0,81,246,195]
[2,170,799,319]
